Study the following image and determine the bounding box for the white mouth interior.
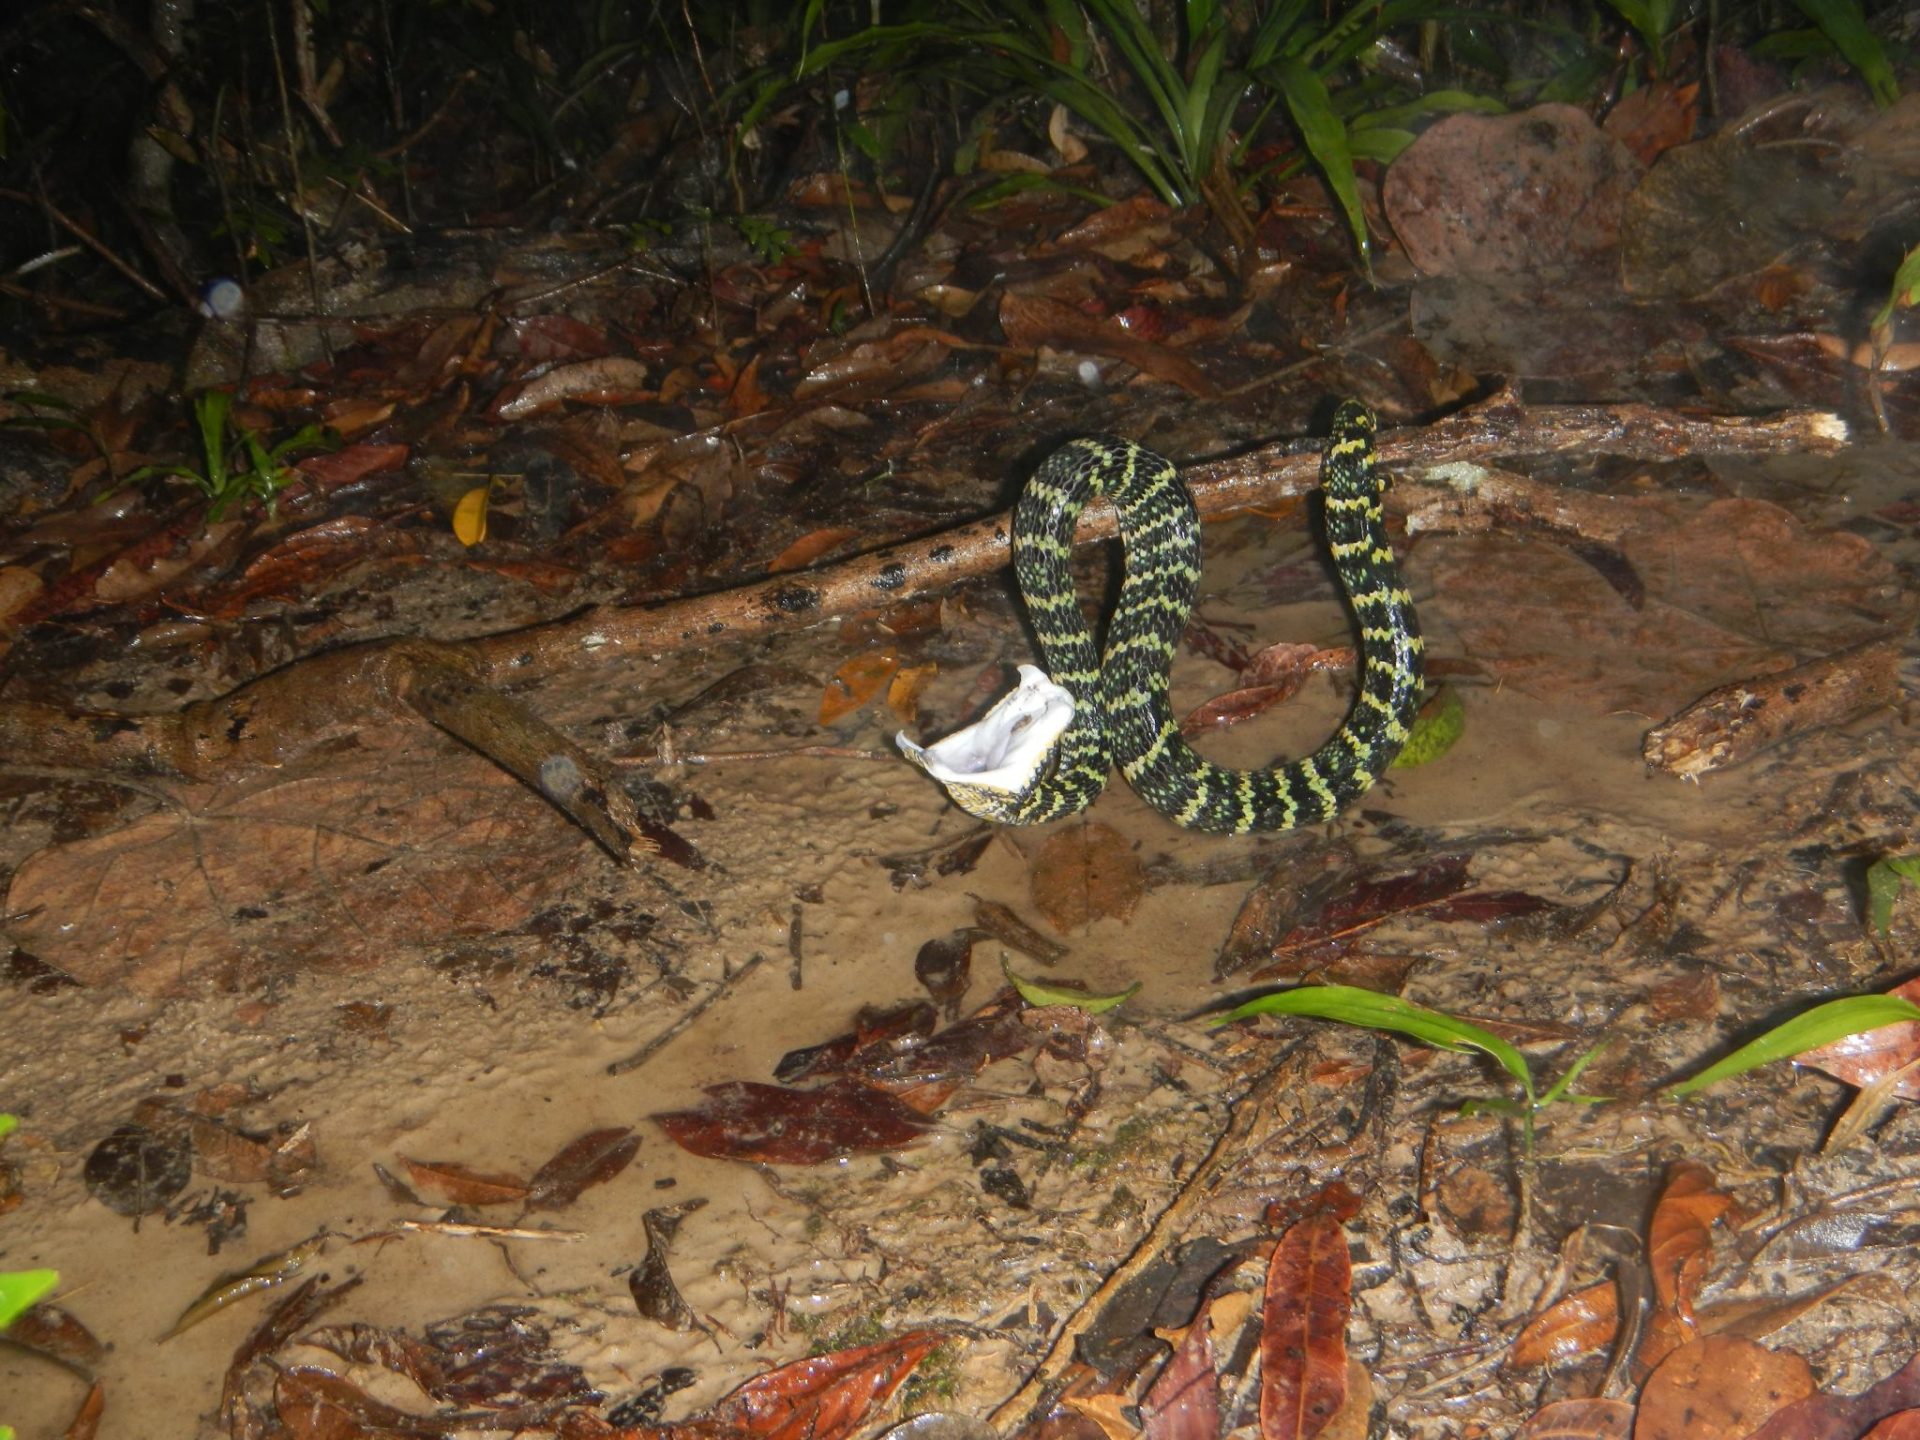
[896,664,1076,793]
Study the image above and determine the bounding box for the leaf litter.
[1,27,1920,1440]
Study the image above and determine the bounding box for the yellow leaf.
[1392,686,1464,769]
[886,663,938,724]
[819,648,899,726]
[452,485,491,546]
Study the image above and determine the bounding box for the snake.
[896,400,1423,833]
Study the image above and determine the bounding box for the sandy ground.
[4,434,1919,1438]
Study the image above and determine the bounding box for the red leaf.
[1259,1213,1351,1440]
[716,1331,947,1440]
[613,1330,950,1440]
[1748,1352,1920,1440]
[1182,683,1299,736]
[1143,1297,1220,1440]
[526,1127,641,1211]
[654,1079,932,1164]
[1796,976,1920,1098]
[294,442,409,492]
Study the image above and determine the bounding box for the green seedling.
[733,213,798,265]
[1872,246,1920,335]
[1002,955,1140,1013]
[1217,982,1606,1153]
[1666,995,1920,1099]
[127,389,334,522]
[0,1268,57,1330]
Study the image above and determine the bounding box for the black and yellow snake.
[898,401,1423,833]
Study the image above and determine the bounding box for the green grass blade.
[1218,984,1535,1100]
[1666,995,1920,1098]
[1080,0,1188,154]
[193,390,234,491]
[1791,0,1898,106]
[1872,245,1920,332]
[0,1269,58,1329]
[1002,955,1141,1013]
[1244,0,1310,70]
[1271,57,1368,265]
[1867,855,1920,935]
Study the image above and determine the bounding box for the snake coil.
[899,401,1423,833]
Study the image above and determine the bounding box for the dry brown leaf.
[819,648,900,725]
[1064,1394,1140,1440]
[400,1156,529,1206]
[887,663,938,725]
[1029,824,1145,933]
[1259,1211,1351,1440]
[1636,1336,1813,1440]
[1512,1397,1634,1439]
[1431,494,1908,716]
[526,1127,641,1211]
[188,1114,275,1185]
[1509,1280,1617,1368]
[770,527,861,574]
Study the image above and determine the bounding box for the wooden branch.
[469,389,1850,683]
[1642,639,1903,780]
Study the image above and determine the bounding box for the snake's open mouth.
[895,664,1076,796]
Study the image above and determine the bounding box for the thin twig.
[607,951,770,1076]
[617,745,893,767]
[988,1048,1300,1430]
[394,1221,584,1241]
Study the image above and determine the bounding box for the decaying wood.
[0,637,656,862]
[1642,639,1903,781]
[0,392,1854,858]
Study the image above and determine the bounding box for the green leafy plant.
[1867,853,1920,936]
[1601,0,1677,76]
[0,1112,60,1440]
[1790,0,1899,108]
[733,213,799,265]
[1218,984,1920,1135]
[1217,983,1606,1151]
[1665,994,1920,1098]
[127,390,334,523]
[1873,245,1920,335]
[749,0,1491,267]
[1752,0,1899,106]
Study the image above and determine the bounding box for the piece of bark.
[1642,638,1902,780]
[0,638,660,863]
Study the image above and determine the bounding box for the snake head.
[896,665,1075,823]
